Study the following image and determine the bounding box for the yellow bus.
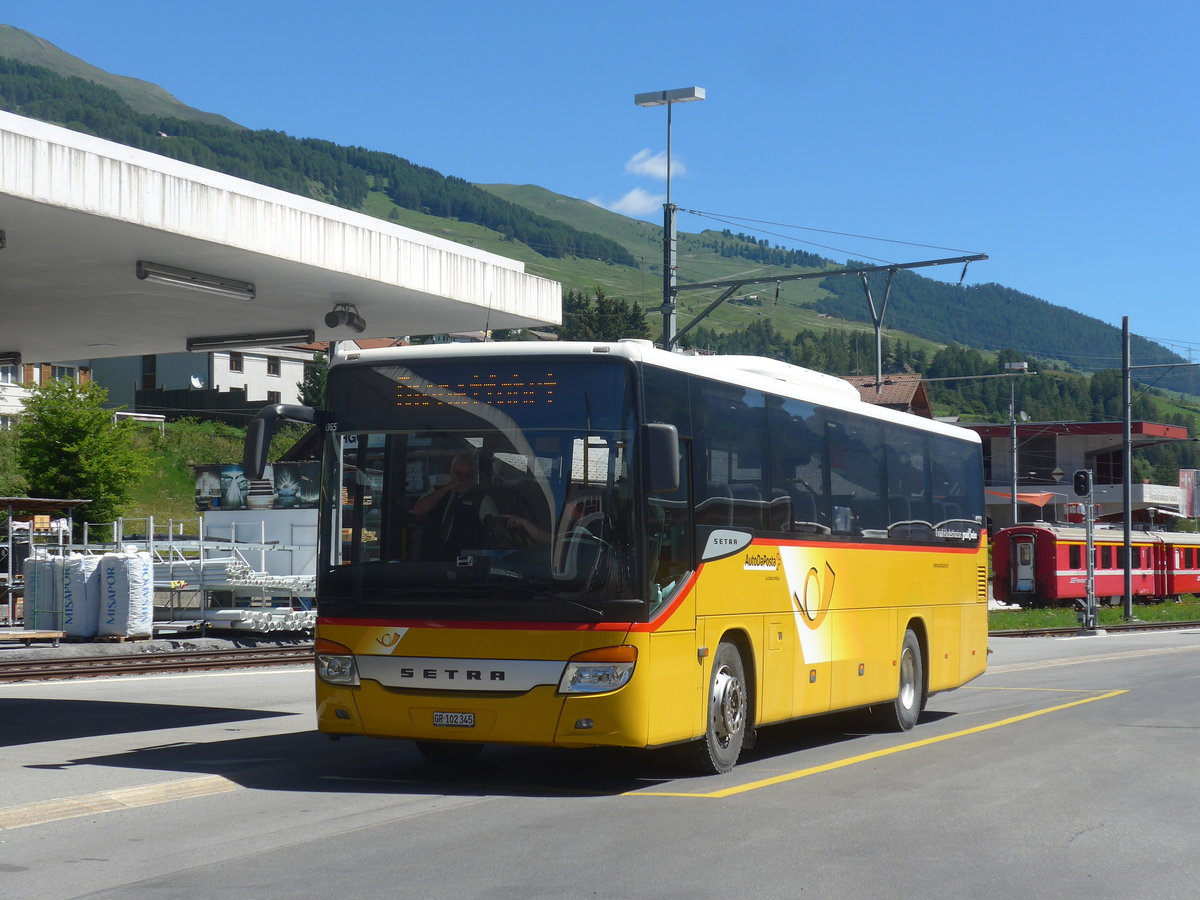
[245,340,988,773]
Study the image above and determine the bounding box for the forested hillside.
[0,24,239,126]
[673,312,1200,482]
[5,38,1200,481]
[0,57,635,266]
[818,269,1200,395]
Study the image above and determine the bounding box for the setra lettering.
[394,666,506,682]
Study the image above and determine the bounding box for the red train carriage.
[992,524,1200,608]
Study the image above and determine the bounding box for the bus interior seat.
[767,490,793,531]
[934,501,964,524]
[853,498,886,533]
[696,483,734,526]
[729,483,763,529]
[888,521,936,540]
[887,496,911,526]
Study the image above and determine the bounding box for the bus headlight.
[558,645,637,694]
[316,638,359,686]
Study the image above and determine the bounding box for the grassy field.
[371,185,948,356]
[989,599,1200,631]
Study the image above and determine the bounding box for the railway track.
[4,620,1200,682]
[989,619,1200,638]
[0,645,314,683]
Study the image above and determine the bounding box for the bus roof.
[330,339,980,444]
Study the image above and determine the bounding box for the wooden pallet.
[0,628,65,647]
[83,634,154,644]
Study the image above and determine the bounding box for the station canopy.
[0,110,561,364]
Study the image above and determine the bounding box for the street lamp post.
[634,87,705,349]
[1004,361,1029,525]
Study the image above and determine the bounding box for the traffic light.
[1073,469,1092,497]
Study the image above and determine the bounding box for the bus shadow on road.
[19,707,959,797]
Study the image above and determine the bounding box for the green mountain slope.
[2,31,1195,397]
[0,25,241,127]
[0,54,635,268]
[481,184,1200,397]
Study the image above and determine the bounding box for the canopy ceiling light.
[324,302,366,333]
[186,329,315,352]
[137,260,256,301]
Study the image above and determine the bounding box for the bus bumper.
[315,676,652,748]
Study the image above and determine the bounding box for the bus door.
[1012,534,1036,595]
[645,438,703,743]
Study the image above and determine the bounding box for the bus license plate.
[433,711,475,728]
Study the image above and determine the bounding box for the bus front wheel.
[690,641,748,774]
[873,628,924,732]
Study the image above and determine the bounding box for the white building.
[89,346,313,411]
[965,420,1191,528]
[0,361,90,430]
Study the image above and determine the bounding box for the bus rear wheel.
[415,740,484,767]
[689,641,748,774]
[873,628,924,732]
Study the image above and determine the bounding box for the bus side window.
[765,396,828,533]
[826,411,886,535]
[691,379,767,532]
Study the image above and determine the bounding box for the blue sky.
[7,1,1200,357]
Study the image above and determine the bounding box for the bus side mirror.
[641,423,679,494]
[243,404,317,480]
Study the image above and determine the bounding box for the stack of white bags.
[23,550,154,638]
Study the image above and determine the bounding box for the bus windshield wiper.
[499,586,605,621]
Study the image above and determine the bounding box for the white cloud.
[592,187,665,217]
[625,149,685,180]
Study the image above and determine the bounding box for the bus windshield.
[320,357,640,622]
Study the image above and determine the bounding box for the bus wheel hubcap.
[898,648,916,709]
[713,667,744,746]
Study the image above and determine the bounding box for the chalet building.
[962,420,1191,529]
[0,361,90,429]
[844,374,934,419]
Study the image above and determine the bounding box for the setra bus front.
[244,345,676,764]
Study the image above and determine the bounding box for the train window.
[1068,545,1081,569]
[1188,548,1196,568]
[1101,545,1113,568]
[1017,542,1033,567]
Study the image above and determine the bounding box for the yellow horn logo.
[794,561,836,629]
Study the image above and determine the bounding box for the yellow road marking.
[0,774,241,831]
[0,689,1134,822]
[964,685,1119,694]
[629,689,1128,799]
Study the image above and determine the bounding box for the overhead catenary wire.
[680,208,985,258]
